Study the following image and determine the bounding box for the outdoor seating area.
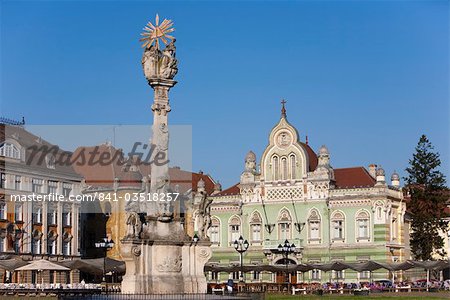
[206,259,450,295]
[0,282,123,297]
[205,259,450,274]
[0,256,125,296]
[209,280,450,296]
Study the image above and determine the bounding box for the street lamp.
[95,237,114,283]
[277,239,295,291]
[233,235,249,282]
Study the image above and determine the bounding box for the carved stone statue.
[156,122,169,152]
[142,40,178,80]
[196,192,212,240]
[154,175,172,218]
[159,40,178,79]
[126,212,142,239]
[142,45,159,79]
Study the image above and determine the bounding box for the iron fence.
[59,292,264,300]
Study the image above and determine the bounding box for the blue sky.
[1,1,448,188]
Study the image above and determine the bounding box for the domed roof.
[245,150,256,162]
[319,145,329,156]
[391,171,400,181]
[376,167,385,176]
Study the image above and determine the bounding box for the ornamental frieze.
[329,199,372,207]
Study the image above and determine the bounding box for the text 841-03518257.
[96,192,179,202]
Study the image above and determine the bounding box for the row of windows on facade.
[208,270,371,281]
[208,210,372,245]
[0,237,72,256]
[271,155,298,181]
[0,203,72,226]
[0,173,73,196]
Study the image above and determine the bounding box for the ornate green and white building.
[205,105,408,284]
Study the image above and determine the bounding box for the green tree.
[405,134,448,260]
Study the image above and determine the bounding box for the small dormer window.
[46,155,56,169]
[0,143,20,159]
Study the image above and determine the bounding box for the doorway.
[274,258,297,284]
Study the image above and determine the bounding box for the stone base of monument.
[120,237,211,294]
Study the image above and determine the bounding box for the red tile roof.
[213,183,240,197]
[72,145,217,195]
[334,167,376,188]
[301,142,318,171]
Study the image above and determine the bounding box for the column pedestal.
[121,239,211,294]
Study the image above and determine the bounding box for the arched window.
[250,212,262,243]
[32,203,42,224]
[356,211,370,240]
[0,143,20,159]
[290,155,296,180]
[63,205,72,226]
[376,206,382,220]
[62,232,73,255]
[273,156,279,181]
[209,217,220,244]
[278,209,292,240]
[308,209,321,242]
[47,239,57,255]
[331,211,345,241]
[374,201,384,224]
[391,212,398,241]
[14,204,22,222]
[281,157,288,180]
[229,216,241,245]
[47,204,57,226]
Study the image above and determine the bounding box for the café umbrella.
[16,259,70,285]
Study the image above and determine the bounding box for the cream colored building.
[0,122,82,284]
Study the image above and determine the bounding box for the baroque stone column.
[147,78,176,221]
[120,15,211,294]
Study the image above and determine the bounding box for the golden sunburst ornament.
[140,14,175,50]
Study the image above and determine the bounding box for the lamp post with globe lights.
[278,239,296,290]
[233,235,249,283]
[95,237,115,284]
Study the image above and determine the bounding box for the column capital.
[148,78,177,89]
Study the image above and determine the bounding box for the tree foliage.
[405,135,448,260]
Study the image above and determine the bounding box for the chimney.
[375,167,386,185]
[368,164,377,178]
[391,171,400,187]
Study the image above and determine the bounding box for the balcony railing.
[262,239,303,250]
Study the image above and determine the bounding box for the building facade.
[0,123,82,284]
[206,106,408,284]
